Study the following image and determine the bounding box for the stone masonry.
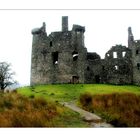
[30,16,140,85]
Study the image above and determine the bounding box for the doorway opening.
[72,76,79,84]
[95,75,100,83]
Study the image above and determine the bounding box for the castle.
[30,16,140,85]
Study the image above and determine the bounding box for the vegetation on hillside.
[0,92,88,127]
[79,92,140,127]
[18,84,140,127]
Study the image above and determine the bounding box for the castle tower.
[128,27,134,49]
[62,16,68,32]
[30,16,88,85]
[128,27,140,85]
[30,22,47,85]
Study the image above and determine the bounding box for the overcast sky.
[0,10,140,85]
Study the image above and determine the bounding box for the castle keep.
[31,16,140,85]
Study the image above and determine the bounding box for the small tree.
[0,62,16,92]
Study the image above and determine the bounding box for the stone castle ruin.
[31,16,140,85]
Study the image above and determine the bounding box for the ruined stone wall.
[84,52,102,83]
[103,45,132,85]
[31,18,138,86]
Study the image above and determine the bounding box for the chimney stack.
[62,16,68,32]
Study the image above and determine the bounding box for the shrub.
[32,97,48,108]
[79,93,93,111]
[79,92,140,127]
[0,93,59,127]
[29,95,35,98]
[11,89,17,93]
[50,93,55,96]
[80,93,92,106]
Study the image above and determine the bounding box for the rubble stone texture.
[30,16,140,85]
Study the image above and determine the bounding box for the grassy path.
[61,101,113,127]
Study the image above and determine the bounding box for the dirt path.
[62,102,113,128]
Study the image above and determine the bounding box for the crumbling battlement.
[30,17,140,85]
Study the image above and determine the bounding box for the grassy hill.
[18,84,140,102]
[18,84,140,127]
[1,84,140,127]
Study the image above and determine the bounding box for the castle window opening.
[72,51,79,61]
[55,61,58,64]
[87,66,90,71]
[115,65,118,70]
[136,50,139,55]
[113,52,117,58]
[102,66,105,70]
[122,51,126,57]
[137,63,140,70]
[76,31,80,35]
[50,41,53,47]
[107,53,110,57]
[52,52,58,65]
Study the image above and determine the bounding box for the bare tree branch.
[0,62,16,91]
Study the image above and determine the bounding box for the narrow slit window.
[136,50,139,55]
[50,41,52,47]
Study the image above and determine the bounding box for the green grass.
[52,107,89,127]
[18,84,140,102]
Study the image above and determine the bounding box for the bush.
[0,93,59,127]
[50,93,55,96]
[29,95,35,99]
[11,89,17,93]
[79,92,140,127]
[79,93,93,111]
